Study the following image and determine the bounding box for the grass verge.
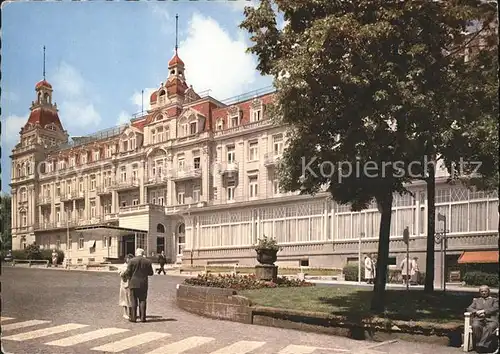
[239,285,475,324]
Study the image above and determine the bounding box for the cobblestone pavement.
[1,267,463,354]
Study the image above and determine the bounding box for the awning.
[75,225,147,238]
[458,251,499,264]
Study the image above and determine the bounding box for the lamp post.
[436,212,448,292]
[358,232,364,284]
[402,226,410,291]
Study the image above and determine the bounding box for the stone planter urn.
[256,248,278,265]
[254,236,280,282]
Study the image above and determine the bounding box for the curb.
[175,284,464,347]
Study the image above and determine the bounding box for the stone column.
[12,189,17,230]
[51,182,56,223]
[202,146,209,203]
[139,161,145,204]
[166,154,173,205]
[111,191,117,214]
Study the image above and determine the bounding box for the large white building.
[10,49,498,284]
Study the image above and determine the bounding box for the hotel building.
[10,49,498,284]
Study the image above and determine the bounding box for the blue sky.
[1,0,280,193]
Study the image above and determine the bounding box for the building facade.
[10,50,498,281]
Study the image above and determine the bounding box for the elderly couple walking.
[118,248,154,323]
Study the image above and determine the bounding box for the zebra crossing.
[0,316,356,353]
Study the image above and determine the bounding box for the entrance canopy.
[74,225,147,237]
[458,250,499,264]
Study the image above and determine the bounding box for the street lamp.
[436,212,448,292]
[358,232,365,284]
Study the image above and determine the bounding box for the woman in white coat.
[118,254,134,319]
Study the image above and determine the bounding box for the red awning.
[458,251,499,264]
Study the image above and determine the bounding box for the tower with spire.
[150,14,200,109]
[17,46,68,150]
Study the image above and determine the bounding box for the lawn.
[239,286,476,324]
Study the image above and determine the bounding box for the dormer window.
[189,122,197,135]
[69,157,76,167]
[216,119,223,130]
[181,123,188,137]
[231,115,238,127]
[130,136,136,150]
[93,151,99,161]
[122,140,128,152]
[252,109,262,122]
[81,153,87,164]
[152,129,156,144]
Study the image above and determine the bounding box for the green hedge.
[10,247,65,265]
[463,271,499,287]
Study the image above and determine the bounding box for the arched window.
[156,223,165,233]
[178,223,185,234]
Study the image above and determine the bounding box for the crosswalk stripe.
[2,323,88,341]
[0,317,15,322]
[45,327,130,347]
[144,336,215,354]
[277,344,323,354]
[91,332,170,352]
[209,340,266,354]
[1,320,51,332]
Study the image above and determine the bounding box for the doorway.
[123,235,135,257]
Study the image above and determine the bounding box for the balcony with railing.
[144,175,169,186]
[110,178,140,190]
[60,191,85,201]
[175,131,210,145]
[170,166,202,182]
[218,161,239,176]
[37,196,52,205]
[264,153,282,167]
[96,185,112,195]
[213,119,273,138]
[119,203,165,215]
[165,201,207,214]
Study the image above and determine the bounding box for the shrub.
[183,273,315,290]
[40,249,65,264]
[342,263,365,282]
[25,243,42,260]
[11,250,27,260]
[463,271,499,287]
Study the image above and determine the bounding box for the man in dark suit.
[124,248,154,323]
[157,251,167,275]
[467,285,499,353]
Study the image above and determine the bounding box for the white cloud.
[51,61,102,131]
[227,0,257,12]
[2,114,27,148]
[130,88,155,112]
[117,111,131,126]
[150,3,171,34]
[178,13,259,100]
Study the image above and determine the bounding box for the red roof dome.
[150,90,158,103]
[168,52,184,67]
[35,80,52,89]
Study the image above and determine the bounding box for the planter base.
[255,264,278,282]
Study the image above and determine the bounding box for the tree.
[0,193,12,252]
[241,0,496,311]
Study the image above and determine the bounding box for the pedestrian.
[51,249,58,267]
[410,257,419,285]
[364,254,374,284]
[157,251,167,275]
[123,248,154,323]
[118,254,134,320]
[400,256,412,285]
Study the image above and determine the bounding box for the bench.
[12,259,49,267]
[463,312,499,353]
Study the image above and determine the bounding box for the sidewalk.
[307,279,499,293]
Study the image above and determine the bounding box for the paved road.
[1,267,462,354]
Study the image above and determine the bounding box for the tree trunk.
[424,162,436,293]
[370,192,393,313]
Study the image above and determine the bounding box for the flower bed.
[183,273,315,290]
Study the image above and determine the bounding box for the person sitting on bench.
[466,285,499,353]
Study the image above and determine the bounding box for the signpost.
[436,213,448,292]
[403,226,410,291]
[358,232,364,284]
